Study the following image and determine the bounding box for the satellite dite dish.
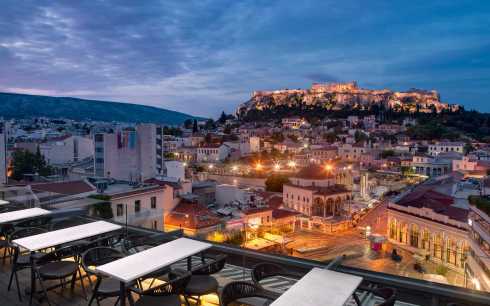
[0,200,9,206]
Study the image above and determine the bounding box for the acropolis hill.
[237,82,460,115]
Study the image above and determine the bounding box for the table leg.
[29,251,36,306]
[120,281,126,306]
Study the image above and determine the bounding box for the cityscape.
[1,2,490,306]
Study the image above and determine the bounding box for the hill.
[237,82,460,118]
[0,92,202,125]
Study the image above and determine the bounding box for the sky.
[0,0,489,117]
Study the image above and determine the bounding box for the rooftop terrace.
[0,200,488,306]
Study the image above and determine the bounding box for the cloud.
[0,0,489,116]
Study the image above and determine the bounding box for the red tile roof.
[165,201,221,230]
[243,207,273,215]
[272,209,301,219]
[31,180,95,195]
[293,164,334,180]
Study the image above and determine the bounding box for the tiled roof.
[243,207,273,215]
[285,183,350,196]
[110,185,165,199]
[292,164,334,180]
[31,180,95,195]
[165,201,221,229]
[396,186,467,222]
[272,209,301,219]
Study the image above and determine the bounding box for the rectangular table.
[0,200,9,205]
[13,220,122,251]
[12,220,122,306]
[96,237,211,306]
[0,207,51,224]
[271,268,363,306]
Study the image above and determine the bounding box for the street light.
[325,164,333,172]
[208,164,214,170]
[255,163,262,171]
[288,161,296,168]
[274,163,280,171]
[232,165,238,171]
[183,162,188,167]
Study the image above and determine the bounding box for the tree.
[381,150,395,159]
[11,148,53,181]
[265,174,290,192]
[464,142,475,155]
[183,119,193,129]
[204,119,215,130]
[218,111,228,124]
[354,130,369,143]
[192,119,198,133]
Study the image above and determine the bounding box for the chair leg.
[89,277,102,306]
[78,267,88,300]
[14,271,22,301]
[7,265,16,290]
[37,277,52,306]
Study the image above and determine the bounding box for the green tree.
[192,119,198,133]
[265,174,290,192]
[183,119,193,129]
[11,148,53,180]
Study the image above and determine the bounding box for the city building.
[196,144,231,162]
[411,154,453,177]
[94,124,163,181]
[466,198,490,291]
[429,142,465,156]
[39,135,94,165]
[387,185,469,273]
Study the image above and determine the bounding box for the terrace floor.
[0,253,418,306]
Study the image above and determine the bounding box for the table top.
[0,200,9,206]
[0,207,51,224]
[12,220,122,251]
[96,238,212,283]
[270,268,363,306]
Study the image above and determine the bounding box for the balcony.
[0,203,489,306]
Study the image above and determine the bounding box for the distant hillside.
[0,92,203,125]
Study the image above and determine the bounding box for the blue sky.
[0,1,489,117]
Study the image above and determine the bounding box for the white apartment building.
[428,142,465,156]
[108,185,171,231]
[467,202,490,291]
[0,123,7,185]
[40,135,94,165]
[94,124,164,181]
[196,144,231,162]
[282,117,305,129]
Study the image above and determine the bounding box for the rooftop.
[292,164,334,180]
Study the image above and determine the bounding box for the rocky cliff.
[237,82,459,116]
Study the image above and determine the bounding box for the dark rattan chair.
[0,223,15,264]
[129,270,191,306]
[34,244,87,306]
[251,263,303,286]
[14,215,52,229]
[82,247,126,306]
[220,281,281,306]
[184,254,227,305]
[7,227,47,301]
[354,287,396,306]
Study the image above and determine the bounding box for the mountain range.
[0,92,202,125]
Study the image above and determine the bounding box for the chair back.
[252,263,299,284]
[81,247,124,276]
[221,281,278,306]
[36,244,80,266]
[140,270,191,296]
[10,227,46,241]
[15,216,52,228]
[193,254,227,275]
[49,217,86,231]
[375,287,397,306]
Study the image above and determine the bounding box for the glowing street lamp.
[183,162,188,167]
[288,161,296,168]
[325,164,333,172]
[232,165,238,172]
[208,164,214,170]
[274,163,281,171]
[255,163,263,171]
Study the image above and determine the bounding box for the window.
[116,204,123,217]
[135,200,141,213]
[152,220,158,230]
[151,196,157,209]
[266,216,270,223]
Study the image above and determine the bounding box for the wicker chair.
[354,287,396,306]
[129,270,191,306]
[50,217,87,231]
[0,223,15,264]
[34,244,87,306]
[7,227,47,301]
[221,281,281,306]
[251,263,303,286]
[14,215,52,229]
[82,247,126,306]
[184,254,227,305]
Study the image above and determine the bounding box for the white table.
[271,268,363,306]
[0,200,9,205]
[0,207,51,224]
[96,237,211,306]
[12,220,122,251]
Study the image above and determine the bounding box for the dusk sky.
[1,1,489,117]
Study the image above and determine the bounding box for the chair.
[355,287,396,306]
[251,263,303,286]
[129,270,191,306]
[221,281,281,306]
[14,215,52,229]
[184,254,227,305]
[81,247,126,306]
[7,227,47,301]
[0,223,15,264]
[34,244,87,306]
[49,217,87,231]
